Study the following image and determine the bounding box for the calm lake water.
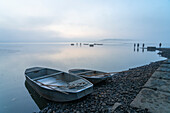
[0,42,166,113]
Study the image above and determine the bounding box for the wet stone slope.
[40,61,163,113]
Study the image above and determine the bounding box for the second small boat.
[68,69,115,84]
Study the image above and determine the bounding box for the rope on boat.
[68,82,86,89]
[36,80,86,91]
[36,81,69,95]
[83,70,130,77]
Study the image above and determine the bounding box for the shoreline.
[39,60,164,113]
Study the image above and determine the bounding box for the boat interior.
[70,69,105,77]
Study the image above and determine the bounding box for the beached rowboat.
[68,69,115,84]
[25,67,93,102]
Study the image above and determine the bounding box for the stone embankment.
[130,48,170,113]
[40,61,163,113]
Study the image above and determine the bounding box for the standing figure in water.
[142,43,144,52]
[142,43,145,48]
[134,43,136,48]
[134,43,136,52]
[159,43,162,48]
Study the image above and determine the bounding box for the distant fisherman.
[134,43,136,48]
[137,43,139,48]
[159,43,162,48]
[142,43,145,48]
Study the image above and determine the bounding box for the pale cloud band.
[0,0,170,42]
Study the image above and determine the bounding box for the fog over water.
[0,42,166,113]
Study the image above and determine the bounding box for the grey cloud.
[0,28,65,42]
[0,0,170,42]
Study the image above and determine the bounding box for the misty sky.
[0,0,170,42]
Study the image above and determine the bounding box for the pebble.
[47,109,52,113]
[102,103,106,106]
[39,61,163,113]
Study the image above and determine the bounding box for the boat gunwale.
[25,67,45,74]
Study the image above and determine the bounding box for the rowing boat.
[68,69,114,84]
[25,67,93,102]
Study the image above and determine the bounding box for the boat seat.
[33,72,63,81]
[76,70,94,75]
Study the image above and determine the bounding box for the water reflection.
[137,48,139,52]
[0,43,166,113]
[0,48,20,54]
[142,48,144,53]
[133,45,145,53]
[25,81,50,110]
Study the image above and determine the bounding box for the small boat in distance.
[83,43,103,46]
[83,43,89,45]
[25,67,93,102]
[94,43,103,45]
[89,44,94,47]
[69,69,114,84]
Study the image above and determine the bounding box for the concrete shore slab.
[130,88,170,113]
[152,71,170,80]
[168,59,170,63]
[144,77,170,92]
[131,57,170,113]
[161,64,170,68]
[157,67,170,72]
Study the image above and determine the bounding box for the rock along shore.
[39,60,163,113]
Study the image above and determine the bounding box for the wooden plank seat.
[76,70,95,75]
[33,72,63,81]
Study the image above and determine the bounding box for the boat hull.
[25,76,93,102]
[69,69,112,84]
[82,77,106,84]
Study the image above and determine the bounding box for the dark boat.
[89,44,94,47]
[25,67,93,102]
[68,69,114,84]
